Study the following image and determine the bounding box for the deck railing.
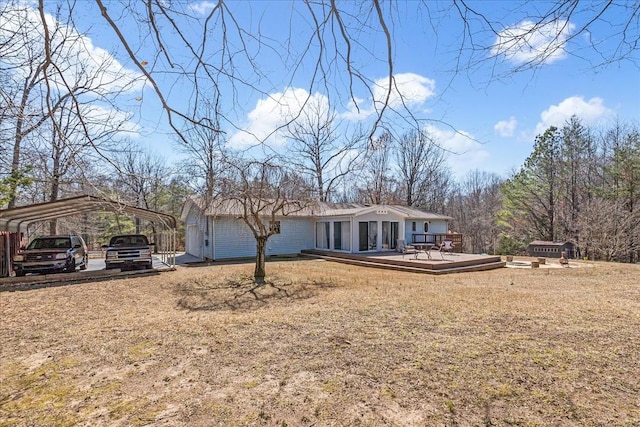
[411,233,463,253]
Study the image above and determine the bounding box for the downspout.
[211,217,216,261]
[4,232,9,277]
[350,216,354,253]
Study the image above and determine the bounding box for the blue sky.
[7,1,639,181]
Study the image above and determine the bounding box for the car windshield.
[109,235,148,246]
[27,237,71,250]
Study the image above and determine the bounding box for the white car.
[102,234,154,270]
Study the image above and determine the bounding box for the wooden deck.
[301,249,505,275]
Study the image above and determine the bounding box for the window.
[338,221,351,251]
[316,222,329,249]
[382,221,390,249]
[269,221,281,234]
[412,221,416,232]
[368,221,378,250]
[423,222,429,233]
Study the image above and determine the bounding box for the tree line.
[2,1,638,273]
[500,118,639,262]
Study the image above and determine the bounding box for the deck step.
[301,251,505,275]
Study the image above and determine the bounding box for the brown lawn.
[1,259,639,426]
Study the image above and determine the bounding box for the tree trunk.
[254,236,267,285]
[9,119,25,209]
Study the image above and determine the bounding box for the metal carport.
[0,195,177,277]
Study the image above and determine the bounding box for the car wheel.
[66,259,76,273]
[80,255,88,270]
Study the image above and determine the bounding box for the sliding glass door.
[358,222,369,251]
[334,221,350,251]
[358,221,378,251]
[382,221,399,250]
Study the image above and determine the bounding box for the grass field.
[1,259,639,426]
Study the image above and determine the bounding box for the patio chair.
[438,239,455,260]
[396,239,417,258]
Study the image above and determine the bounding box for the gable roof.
[182,195,451,221]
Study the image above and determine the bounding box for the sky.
[4,1,639,182]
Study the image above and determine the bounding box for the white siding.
[404,219,448,243]
[212,217,315,259]
[266,218,315,256]
[428,220,448,234]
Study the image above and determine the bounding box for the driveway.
[86,256,167,271]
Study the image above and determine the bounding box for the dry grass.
[1,259,639,426]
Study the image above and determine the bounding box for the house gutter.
[350,216,354,253]
[211,217,216,261]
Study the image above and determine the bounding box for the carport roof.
[0,195,177,232]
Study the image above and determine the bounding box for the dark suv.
[13,235,89,277]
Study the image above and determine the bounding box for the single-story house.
[527,240,576,259]
[181,197,455,260]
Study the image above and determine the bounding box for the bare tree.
[578,196,640,261]
[285,99,365,202]
[1,2,58,208]
[82,0,638,144]
[594,122,640,262]
[110,147,173,246]
[220,158,309,284]
[5,1,633,173]
[556,116,596,246]
[1,1,144,208]
[178,99,230,202]
[395,129,448,207]
[358,131,395,205]
[451,1,639,78]
[449,170,503,253]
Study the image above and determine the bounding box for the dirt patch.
[1,259,639,426]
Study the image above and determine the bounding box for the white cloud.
[425,125,490,178]
[188,1,218,15]
[0,5,144,95]
[342,73,436,120]
[535,96,614,135]
[81,104,140,136]
[230,73,437,148]
[492,19,575,65]
[342,96,370,121]
[372,73,436,108]
[228,88,329,148]
[494,116,518,137]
